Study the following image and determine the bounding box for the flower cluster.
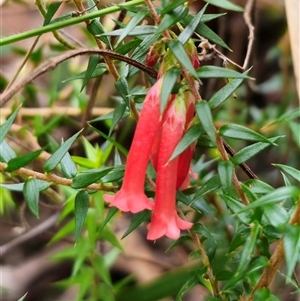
[104,40,199,240]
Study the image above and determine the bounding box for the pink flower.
[103,78,168,213]
[147,95,193,240]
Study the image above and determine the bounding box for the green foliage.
[1,1,299,300]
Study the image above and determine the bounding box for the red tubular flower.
[185,38,200,69]
[147,96,193,240]
[103,78,168,213]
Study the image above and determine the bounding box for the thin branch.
[0,162,116,192]
[1,107,113,118]
[0,48,157,107]
[243,0,256,70]
[0,213,60,257]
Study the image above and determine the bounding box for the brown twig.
[0,48,157,107]
[243,0,255,70]
[0,162,115,192]
[1,107,113,118]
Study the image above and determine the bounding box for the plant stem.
[0,0,144,46]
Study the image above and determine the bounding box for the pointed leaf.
[196,22,230,50]
[218,161,233,195]
[161,0,187,15]
[44,130,83,173]
[170,123,203,161]
[24,178,40,217]
[63,63,107,82]
[80,55,99,92]
[115,77,130,108]
[204,0,244,12]
[61,151,78,179]
[160,67,181,113]
[169,39,198,78]
[115,10,148,47]
[121,210,152,239]
[98,207,118,232]
[109,102,127,136]
[208,70,250,109]
[6,149,43,172]
[157,6,188,33]
[74,190,89,241]
[219,124,274,143]
[238,186,299,212]
[178,4,208,45]
[192,175,221,203]
[87,19,111,48]
[43,1,62,26]
[71,167,113,189]
[0,105,21,143]
[0,140,16,162]
[232,136,283,165]
[89,124,128,156]
[283,224,300,278]
[263,203,289,228]
[17,293,28,301]
[103,25,157,37]
[196,101,216,146]
[273,164,300,182]
[197,66,251,79]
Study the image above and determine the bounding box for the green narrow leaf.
[115,39,142,55]
[80,55,99,92]
[219,124,274,143]
[63,63,107,82]
[273,164,300,182]
[0,140,16,162]
[170,123,203,161]
[121,210,152,239]
[204,0,244,12]
[160,67,181,113]
[103,26,157,37]
[60,151,78,179]
[71,167,113,189]
[196,101,216,146]
[6,149,43,172]
[197,66,251,79]
[283,224,300,278]
[160,0,187,15]
[218,161,233,195]
[109,102,127,136]
[43,1,62,26]
[24,178,40,217]
[196,22,230,50]
[0,105,21,143]
[98,207,118,232]
[157,6,188,33]
[17,292,28,301]
[223,221,260,290]
[87,19,112,48]
[221,194,251,224]
[237,186,299,212]
[169,39,198,78]
[232,136,283,165]
[192,175,221,203]
[74,190,89,241]
[263,203,289,228]
[44,129,83,173]
[115,10,148,47]
[208,70,250,109]
[175,275,198,301]
[178,3,208,45]
[115,77,130,108]
[89,124,128,156]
